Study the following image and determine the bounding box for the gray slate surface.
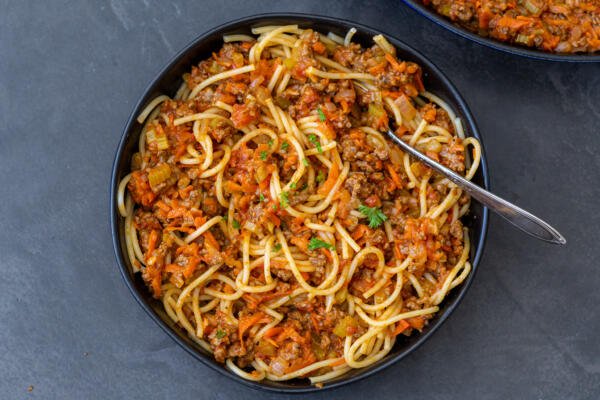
[1,1,599,399]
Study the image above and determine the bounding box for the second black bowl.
[402,0,600,62]
[110,13,490,393]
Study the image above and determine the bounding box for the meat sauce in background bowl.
[402,0,600,62]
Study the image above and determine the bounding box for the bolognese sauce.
[421,0,600,53]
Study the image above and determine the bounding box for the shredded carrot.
[203,231,220,250]
[267,211,281,227]
[330,358,346,367]
[319,122,336,140]
[164,226,194,234]
[496,16,531,30]
[290,235,309,253]
[167,206,188,219]
[393,319,410,336]
[178,185,193,198]
[351,224,370,241]
[386,164,403,189]
[310,313,320,333]
[320,247,333,263]
[238,312,269,350]
[224,180,258,193]
[381,90,402,99]
[164,264,183,273]
[150,272,161,297]
[193,216,206,228]
[318,161,339,195]
[275,326,304,344]
[147,230,159,256]
[222,283,235,294]
[154,201,171,212]
[407,316,426,331]
[183,256,199,278]
[384,53,406,73]
[393,242,403,260]
[368,60,387,75]
[340,100,349,113]
[263,326,284,339]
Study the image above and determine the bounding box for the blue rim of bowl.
[401,0,600,63]
[110,12,490,393]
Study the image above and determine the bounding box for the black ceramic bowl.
[110,13,490,393]
[402,0,600,62]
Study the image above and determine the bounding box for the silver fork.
[385,130,566,245]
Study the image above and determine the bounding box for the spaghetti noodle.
[118,25,482,385]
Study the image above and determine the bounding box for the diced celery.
[148,163,171,188]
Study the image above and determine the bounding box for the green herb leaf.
[268,139,274,147]
[259,193,265,202]
[216,329,227,339]
[281,141,289,151]
[317,107,326,122]
[358,205,388,229]
[279,191,289,208]
[316,170,325,183]
[260,150,268,161]
[308,134,323,153]
[302,158,310,167]
[300,182,308,191]
[273,243,282,252]
[308,237,333,251]
[222,214,228,222]
[290,182,297,189]
[232,219,241,229]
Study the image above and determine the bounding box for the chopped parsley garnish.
[300,182,308,191]
[316,170,325,183]
[273,243,282,252]
[302,158,310,167]
[281,141,289,151]
[215,329,227,339]
[260,150,268,161]
[358,205,388,229]
[268,139,274,147]
[259,193,265,202]
[290,182,297,189]
[317,107,326,122]
[232,219,241,229]
[308,237,334,251]
[279,191,289,208]
[308,134,323,153]
[222,214,228,221]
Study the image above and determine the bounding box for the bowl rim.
[110,12,490,393]
[401,0,600,63]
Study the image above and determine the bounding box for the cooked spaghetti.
[117,25,481,385]
[420,0,600,53]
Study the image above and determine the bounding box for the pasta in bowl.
[111,14,489,392]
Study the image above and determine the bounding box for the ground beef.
[439,138,465,172]
[365,228,388,247]
[273,268,293,282]
[344,172,374,200]
[209,119,236,143]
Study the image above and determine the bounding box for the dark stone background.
[1,1,598,399]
